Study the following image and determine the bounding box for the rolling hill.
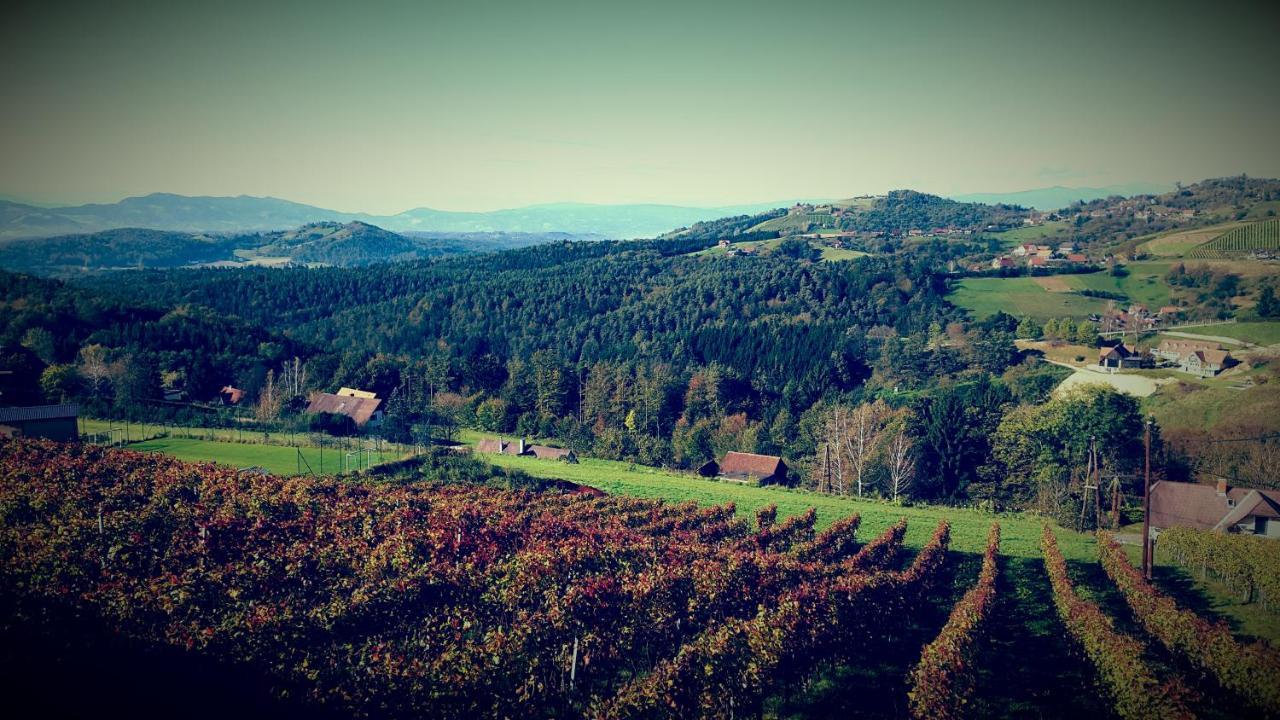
[0,194,818,241]
[950,183,1174,210]
[0,221,598,275]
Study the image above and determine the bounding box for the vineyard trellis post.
[1142,417,1153,580]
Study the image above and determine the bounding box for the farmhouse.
[0,404,79,442]
[1153,339,1232,377]
[1150,480,1280,538]
[476,437,577,463]
[1097,344,1144,369]
[1153,339,1219,362]
[306,391,383,427]
[716,451,787,485]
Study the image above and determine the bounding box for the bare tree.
[885,418,915,501]
[256,369,281,423]
[77,344,112,398]
[843,400,887,497]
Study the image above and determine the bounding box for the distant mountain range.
[948,183,1175,210]
[0,193,816,241]
[0,184,1182,242]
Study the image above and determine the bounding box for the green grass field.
[127,437,397,476]
[1192,321,1280,346]
[949,276,1109,320]
[691,238,867,263]
[950,265,1175,320]
[818,245,870,262]
[990,221,1069,247]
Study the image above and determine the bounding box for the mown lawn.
[127,437,397,476]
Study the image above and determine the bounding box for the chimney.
[518,438,526,455]
[1216,479,1228,496]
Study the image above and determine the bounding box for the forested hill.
[73,236,964,397]
[0,221,598,276]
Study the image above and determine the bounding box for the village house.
[704,451,788,485]
[305,389,383,427]
[476,437,578,463]
[990,256,1015,270]
[0,404,79,442]
[1097,344,1145,370]
[1153,339,1233,377]
[1151,479,1280,538]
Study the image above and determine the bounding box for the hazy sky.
[2,0,1278,213]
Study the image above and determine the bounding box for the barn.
[305,392,383,428]
[717,451,787,485]
[0,404,80,442]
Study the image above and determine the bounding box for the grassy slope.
[1191,321,1280,346]
[950,277,1108,320]
[951,265,1174,321]
[473,449,1093,561]
[991,221,1069,247]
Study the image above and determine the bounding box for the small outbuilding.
[0,404,80,442]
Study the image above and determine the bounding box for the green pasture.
[949,277,1108,320]
[990,221,1069,247]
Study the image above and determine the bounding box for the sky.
[2,0,1278,214]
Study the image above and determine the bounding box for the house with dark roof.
[476,437,577,463]
[305,392,383,427]
[0,404,79,442]
[716,451,787,485]
[1150,480,1280,538]
[1098,344,1144,369]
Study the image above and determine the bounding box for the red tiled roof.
[718,451,784,480]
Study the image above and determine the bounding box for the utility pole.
[1142,417,1153,580]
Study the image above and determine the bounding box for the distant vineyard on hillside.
[1188,219,1280,258]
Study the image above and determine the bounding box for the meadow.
[951,265,1175,320]
[990,221,1069,247]
[949,276,1109,319]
